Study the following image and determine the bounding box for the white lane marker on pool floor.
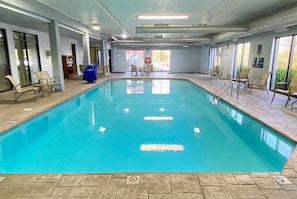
[126,176,140,184]
[0,177,5,182]
[273,176,292,184]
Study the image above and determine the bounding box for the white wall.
[111,48,127,72]
[0,20,85,83]
[170,47,201,73]
[248,35,273,79]
[111,46,209,73]
[220,44,235,79]
[0,22,52,83]
[218,34,274,80]
[60,36,84,75]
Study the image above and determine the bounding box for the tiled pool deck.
[0,73,297,199]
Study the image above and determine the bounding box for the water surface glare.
[0,79,295,173]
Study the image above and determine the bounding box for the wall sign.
[252,57,264,68]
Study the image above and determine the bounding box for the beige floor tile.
[129,188,149,199]
[234,173,255,185]
[115,187,130,199]
[79,174,112,186]
[15,183,55,197]
[228,184,265,199]
[171,178,201,193]
[149,193,173,199]
[51,186,90,197]
[281,168,297,177]
[201,185,233,199]
[88,187,117,199]
[222,173,238,184]
[172,192,204,199]
[57,175,83,187]
[253,177,281,189]
[198,173,226,186]
[262,189,291,199]
[149,178,171,194]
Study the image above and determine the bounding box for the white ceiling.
[1,0,297,45]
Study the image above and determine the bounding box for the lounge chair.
[35,71,61,93]
[271,74,297,107]
[248,71,271,93]
[5,75,34,101]
[131,65,138,76]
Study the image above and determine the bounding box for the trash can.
[83,64,97,83]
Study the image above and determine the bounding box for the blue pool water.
[0,79,295,173]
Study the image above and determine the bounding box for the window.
[233,42,250,78]
[270,35,297,90]
[213,47,222,67]
[0,29,11,92]
[152,50,171,72]
[126,50,144,70]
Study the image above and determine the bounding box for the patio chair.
[248,71,271,93]
[35,71,61,93]
[131,65,138,76]
[271,74,297,107]
[5,75,34,101]
[232,68,251,90]
[97,65,105,77]
[104,65,109,76]
[211,66,224,79]
[144,64,153,76]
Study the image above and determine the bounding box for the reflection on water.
[126,79,170,94]
[206,93,294,159]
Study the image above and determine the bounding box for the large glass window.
[14,32,41,86]
[213,47,222,67]
[271,35,297,90]
[0,29,11,92]
[233,42,250,78]
[126,50,144,71]
[152,50,171,72]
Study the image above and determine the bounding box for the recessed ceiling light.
[137,15,189,20]
[122,33,127,39]
[92,25,100,30]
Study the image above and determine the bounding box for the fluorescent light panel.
[92,25,100,30]
[137,15,189,20]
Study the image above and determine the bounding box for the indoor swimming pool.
[0,79,295,173]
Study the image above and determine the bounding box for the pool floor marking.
[273,176,292,184]
[0,177,5,182]
[126,176,140,184]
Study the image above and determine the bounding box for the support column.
[82,33,90,65]
[48,20,65,91]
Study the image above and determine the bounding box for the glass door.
[271,36,297,89]
[14,32,41,86]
